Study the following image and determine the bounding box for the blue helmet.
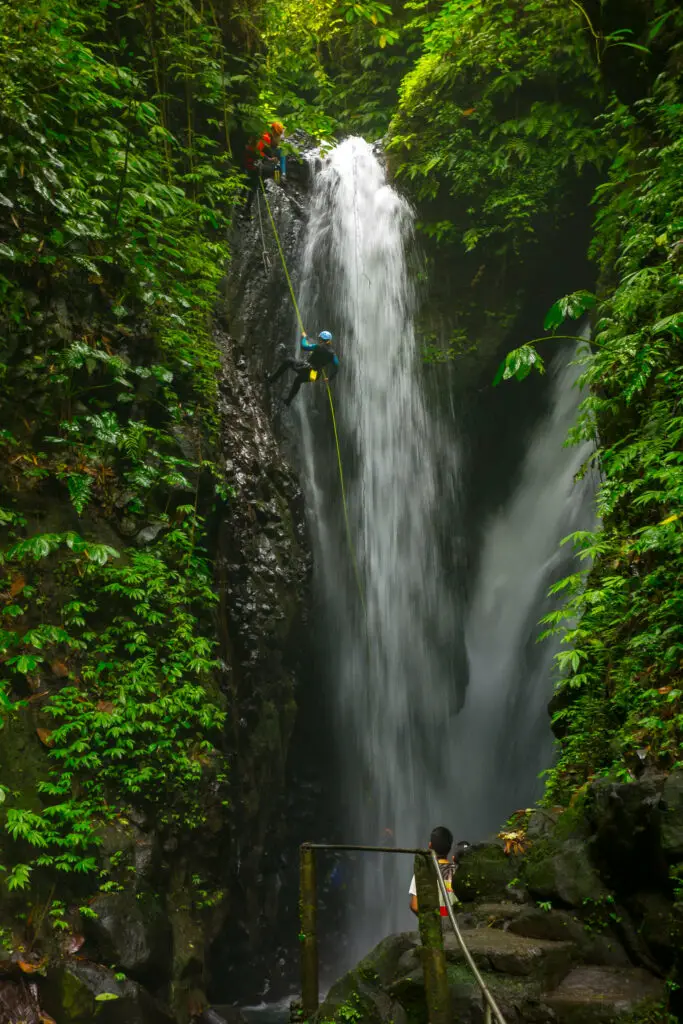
[319,330,333,343]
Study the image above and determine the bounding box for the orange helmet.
[271,121,284,135]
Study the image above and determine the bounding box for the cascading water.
[296,138,460,956]
[283,138,595,965]
[451,341,596,839]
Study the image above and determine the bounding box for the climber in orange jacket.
[245,121,286,183]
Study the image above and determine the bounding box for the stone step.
[456,901,524,932]
[545,966,666,1023]
[444,927,574,987]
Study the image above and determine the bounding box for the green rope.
[259,177,366,614]
[260,177,305,336]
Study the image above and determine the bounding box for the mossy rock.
[660,771,683,859]
[544,966,666,1023]
[391,962,554,1024]
[315,934,416,1024]
[452,843,517,903]
[523,839,606,908]
[38,958,175,1024]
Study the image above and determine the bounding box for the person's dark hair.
[429,826,453,858]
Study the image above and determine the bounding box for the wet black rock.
[584,773,668,892]
[544,965,665,1023]
[660,770,683,859]
[452,843,517,903]
[507,907,630,968]
[38,958,175,1024]
[86,891,172,982]
[524,838,606,908]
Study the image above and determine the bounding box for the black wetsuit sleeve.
[327,353,340,380]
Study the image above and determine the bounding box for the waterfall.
[451,342,596,838]
[286,138,595,963]
[296,138,460,956]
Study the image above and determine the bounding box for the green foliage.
[530,37,683,799]
[388,0,607,259]
[493,291,597,384]
[257,0,409,140]
[0,0,236,911]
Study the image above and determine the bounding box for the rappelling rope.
[259,177,366,616]
[256,188,271,270]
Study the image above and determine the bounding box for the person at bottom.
[409,825,458,918]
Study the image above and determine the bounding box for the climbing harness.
[259,178,366,615]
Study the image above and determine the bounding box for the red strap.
[440,906,448,917]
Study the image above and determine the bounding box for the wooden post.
[300,844,319,1019]
[414,853,451,1024]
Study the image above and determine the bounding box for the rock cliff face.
[0,186,311,1022]
[315,771,683,1024]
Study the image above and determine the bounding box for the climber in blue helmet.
[266,330,340,406]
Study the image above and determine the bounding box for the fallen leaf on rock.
[96,700,115,714]
[50,659,69,678]
[9,575,26,598]
[40,1013,57,1024]
[17,958,47,974]
[36,729,54,747]
[95,992,119,1001]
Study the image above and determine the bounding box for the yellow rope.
[259,177,366,613]
[260,177,306,336]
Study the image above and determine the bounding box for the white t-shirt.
[409,860,457,914]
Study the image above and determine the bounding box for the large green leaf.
[493,344,545,386]
[543,290,597,331]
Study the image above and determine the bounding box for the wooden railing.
[298,843,507,1024]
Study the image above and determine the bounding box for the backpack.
[439,861,458,906]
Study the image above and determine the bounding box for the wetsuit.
[268,335,340,406]
[245,131,286,180]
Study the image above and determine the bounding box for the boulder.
[452,843,517,903]
[507,907,630,968]
[314,933,416,1024]
[87,892,171,982]
[355,932,419,987]
[526,809,561,843]
[391,963,554,1024]
[628,891,677,967]
[316,970,406,1024]
[38,958,175,1024]
[456,901,524,932]
[524,839,606,908]
[585,774,668,892]
[544,966,666,1023]
[660,771,683,859]
[444,928,574,987]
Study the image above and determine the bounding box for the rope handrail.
[257,177,366,614]
[430,849,507,1024]
[299,843,508,1024]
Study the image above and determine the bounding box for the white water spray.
[451,342,596,838]
[297,139,458,953]
[291,138,595,961]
